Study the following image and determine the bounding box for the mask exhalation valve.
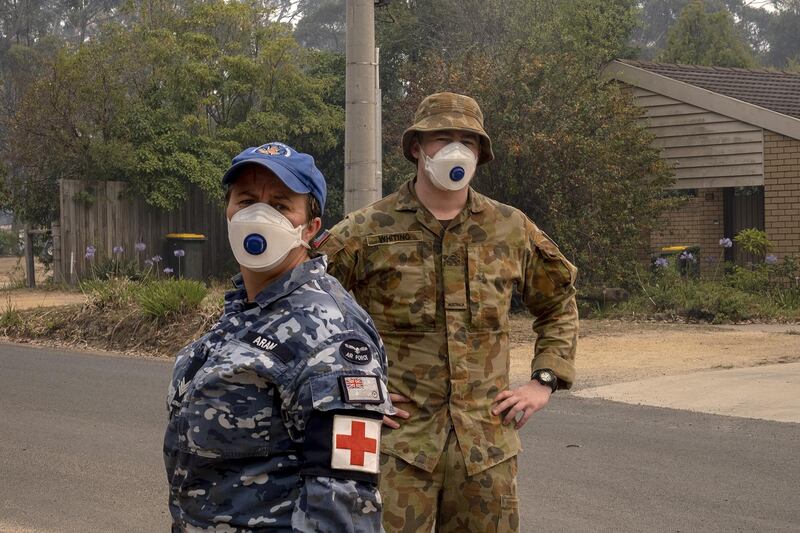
[243,234,267,255]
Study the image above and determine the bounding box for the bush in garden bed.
[136,279,209,321]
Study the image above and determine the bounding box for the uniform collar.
[394,177,488,214]
[225,255,329,313]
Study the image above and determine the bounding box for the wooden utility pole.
[344,0,380,212]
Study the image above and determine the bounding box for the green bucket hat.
[402,92,494,166]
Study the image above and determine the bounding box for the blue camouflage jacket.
[164,256,392,532]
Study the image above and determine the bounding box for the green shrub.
[137,279,208,321]
[734,228,771,256]
[678,282,757,323]
[605,264,772,323]
[0,230,20,256]
[727,265,770,293]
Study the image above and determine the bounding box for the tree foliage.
[2,0,343,224]
[632,0,774,61]
[767,0,800,67]
[658,0,757,67]
[375,0,675,286]
[294,0,345,53]
[4,0,797,285]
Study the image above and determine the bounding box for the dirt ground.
[2,289,86,309]
[509,317,800,389]
[0,256,49,289]
[0,256,84,309]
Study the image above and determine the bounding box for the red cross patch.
[331,415,381,473]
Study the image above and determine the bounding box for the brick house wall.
[650,188,725,274]
[764,131,800,261]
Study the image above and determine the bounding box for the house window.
[664,189,698,199]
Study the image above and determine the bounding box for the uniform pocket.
[176,340,285,459]
[499,496,520,532]
[467,244,521,331]
[497,457,520,532]
[361,240,436,331]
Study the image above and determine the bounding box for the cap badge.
[255,143,292,157]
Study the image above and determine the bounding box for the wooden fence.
[58,179,231,282]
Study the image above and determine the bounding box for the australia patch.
[340,339,372,365]
[339,375,383,404]
[312,229,332,249]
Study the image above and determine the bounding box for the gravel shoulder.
[6,289,800,392]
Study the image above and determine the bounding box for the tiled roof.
[618,60,800,120]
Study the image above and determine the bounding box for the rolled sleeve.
[522,225,579,389]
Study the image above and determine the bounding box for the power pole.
[344,0,379,213]
[375,46,382,199]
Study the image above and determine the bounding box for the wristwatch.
[531,369,558,393]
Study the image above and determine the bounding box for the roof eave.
[603,60,800,141]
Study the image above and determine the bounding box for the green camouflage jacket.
[318,179,578,475]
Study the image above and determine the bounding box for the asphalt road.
[1,343,798,532]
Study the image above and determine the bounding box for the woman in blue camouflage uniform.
[163,142,392,532]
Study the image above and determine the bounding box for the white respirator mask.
[227,203,309,272]
[421,142,478,191]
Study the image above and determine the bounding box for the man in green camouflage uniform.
[317,92,578,533]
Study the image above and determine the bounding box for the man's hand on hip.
[491,381,552,429]
[382,393,411,429]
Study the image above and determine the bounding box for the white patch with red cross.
[331,415,381,474]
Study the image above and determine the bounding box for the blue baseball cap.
[222,142,327,215]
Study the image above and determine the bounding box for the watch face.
[537,371,553,383]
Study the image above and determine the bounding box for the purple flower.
[719,238,733,248]
[654,257,669,268]
[680,251,696,263]
[84,251,95,260]
[144,259,153,267]
[174,249,185,258]
[135,242,146,252]
[86,245,97,254]
[151,255,162,263]
[163,267,174,274]
[765,254,778,265]
[113,245,124,255]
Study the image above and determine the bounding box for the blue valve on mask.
[449,166,466,182]
[243,234,267,255]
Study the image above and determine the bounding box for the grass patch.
[81,277,140,309]
[0,291,22,328]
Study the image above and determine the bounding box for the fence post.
[52,222,63,284]
[24,226,35,288]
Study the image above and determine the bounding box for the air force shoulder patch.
[340,339,372,365]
